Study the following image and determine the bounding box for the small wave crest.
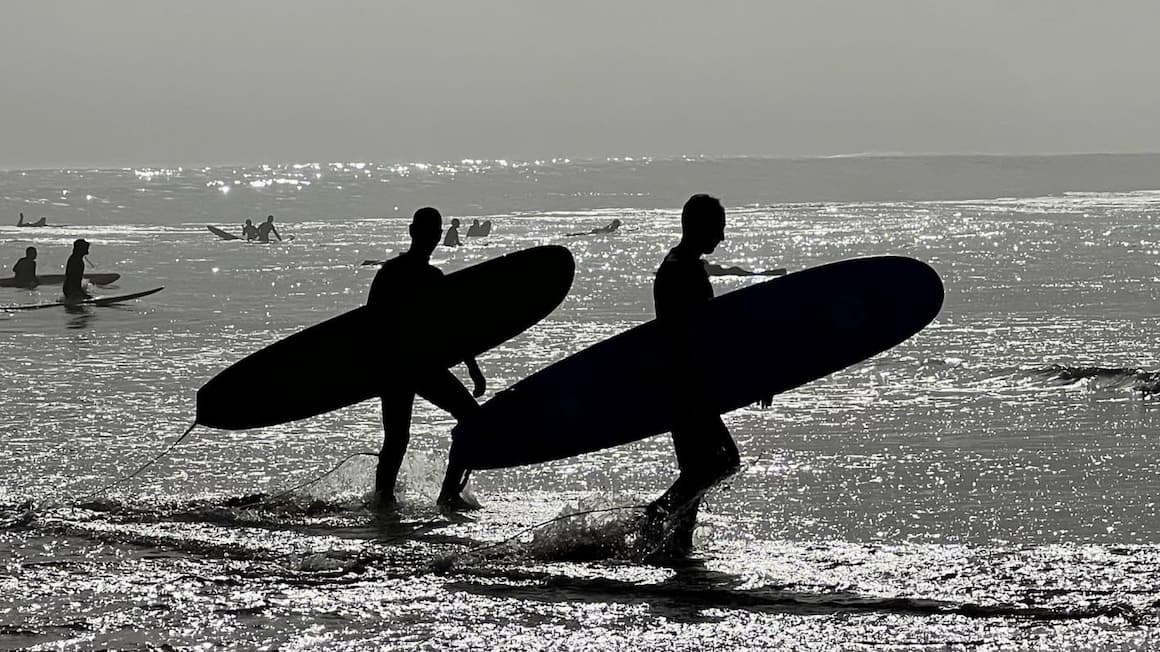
[1022,364,1160,394]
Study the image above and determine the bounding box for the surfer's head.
[410,206,443,256]
[25,246,36,259]
[450,218,461,228]
[72,239,90,255]
[266,215,275,223]
[245,219,253,226]
[681,194,725,254]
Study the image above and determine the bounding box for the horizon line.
[5,150,1160,173]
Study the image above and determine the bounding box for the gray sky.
[3,1,1159,168]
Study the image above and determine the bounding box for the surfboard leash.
[32,420,199,514]
[76,421,199,504]
[234,451,382,508]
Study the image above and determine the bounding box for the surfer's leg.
[646,417,739,556]
[376,388,415,504]
[414,369,482,510]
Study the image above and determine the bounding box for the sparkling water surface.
[2,157,1160,649]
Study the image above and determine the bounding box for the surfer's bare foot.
[639,501,699,561]
[436,492,482,513]
[369,491,398,514]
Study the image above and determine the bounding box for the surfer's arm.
[464,357,486,398]
[704,262,753,277]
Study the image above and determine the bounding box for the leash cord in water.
[24,420,199,515]
[72,421,199,505]
[239,451,382,508]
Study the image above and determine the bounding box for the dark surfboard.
[3,287,163,311]
[196,245,575,430]
[450,256,944,470]
[0,273,120,288]
[208,225,241,240]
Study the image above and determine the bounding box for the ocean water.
[2,155,1160,650]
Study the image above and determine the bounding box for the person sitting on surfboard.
[368,207,486,513]
[443,218,463,247]
[63,239,91,300]
[242,219,259,241]
[466,219,492,237]
[12,246,39,287]
[644,194,770,557]
[256,215,282,243]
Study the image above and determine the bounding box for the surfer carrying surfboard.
[645,194,765,557]
[368,207,486,513]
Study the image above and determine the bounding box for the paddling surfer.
[566,218,621,237]
[368,207,485,513]
[17,213,47,227]
[12,247,39,287]
[256,215,282,243]
[63,239,91,301]
[644,194,770,557]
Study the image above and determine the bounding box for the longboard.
[196,245,575,430]
[450,256,944,470]
[2,287,164,311]
[208,225,241,240]
[0,273,121,288]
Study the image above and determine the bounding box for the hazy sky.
[3,1,1160,168]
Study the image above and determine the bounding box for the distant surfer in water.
[644,194,769,557]
[368,207,486,513]
[443,218,463,247]
[242,219,259,241]
[466,219,492,237]
[256,215,282,243]
[566,218,621,237]
[17,213,47,227]
[12,247,39,287]
[63,239,91,300]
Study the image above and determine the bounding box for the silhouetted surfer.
[17,213,47,227]
[63,239,91,300]
[242,219,259,241]
[466,219,492,237]
[256,215,281,242]
[368,207,485,513]
[12,247,39,287]
[644,195,765,558]
[443,218,463,247]
[567,218,621,237]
